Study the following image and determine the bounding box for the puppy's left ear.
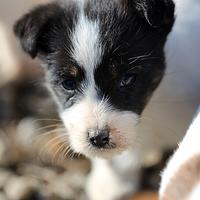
[134,0,175,31]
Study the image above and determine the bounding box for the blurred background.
[0,0,199,200]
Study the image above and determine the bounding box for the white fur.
[86,150,141,200]
[188,182,200,200]
[71,3,102,73]
[70,3,103,105]
[160,110,200,198]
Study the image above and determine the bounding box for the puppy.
[14,0,175,199]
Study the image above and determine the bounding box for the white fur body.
[86,150,141,200]
[188,182,200,200]
[160,108,200,200]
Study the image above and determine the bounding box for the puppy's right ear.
[14,3,62,58]
[133,0,175,32]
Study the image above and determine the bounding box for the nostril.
[89,137,97,145]
[89,129,110,148]
[101,132,109,145]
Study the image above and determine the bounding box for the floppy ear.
[14,3,63,58]
[134,0,175,31]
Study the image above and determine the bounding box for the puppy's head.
[14,0,175,158]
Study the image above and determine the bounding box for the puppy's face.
[15,0,174,158]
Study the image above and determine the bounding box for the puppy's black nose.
[89,129,109,148]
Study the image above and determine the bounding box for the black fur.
[14,0,175,114]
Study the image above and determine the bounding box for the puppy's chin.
[76,147,128,159]
[71,143,133,159]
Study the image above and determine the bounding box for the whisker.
[68,151,75,160]
[33,118,62,123]
[128,51,153,61]
[36,124,64,132]
[112,45,121,54]
[135,24,142,35]
[128,65,144,71]
[33,128,66,142]
[38,134,68,158]
[51,141,68,164]
[64,146,73,158]
[76,152,82,159]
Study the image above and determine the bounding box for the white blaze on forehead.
[71,9,102,72]
[70,6,103,111]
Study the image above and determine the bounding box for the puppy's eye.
[62,77,77,91]
[120,73,137,87]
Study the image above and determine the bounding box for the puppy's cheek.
[60,110,87,152]
[108,111,139,149]
[61,125,88,154]
[68,132,87,154]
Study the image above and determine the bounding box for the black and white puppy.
[14,0,175,199]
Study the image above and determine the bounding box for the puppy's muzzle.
[88,128,116,149]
